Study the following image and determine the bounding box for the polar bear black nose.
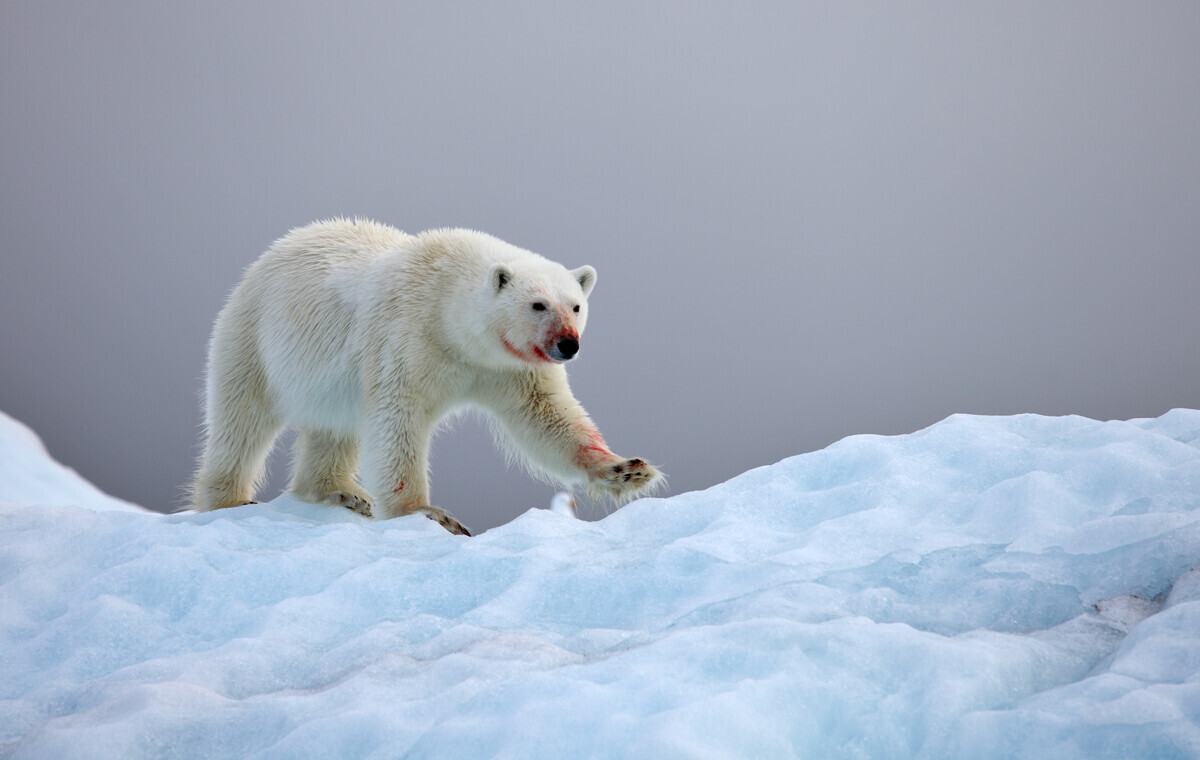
[556,337,579,359]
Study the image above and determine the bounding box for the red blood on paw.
[574,427,614,468]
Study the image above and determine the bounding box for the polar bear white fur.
[191,218,663,534]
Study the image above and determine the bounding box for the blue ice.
[1,409,1198,758]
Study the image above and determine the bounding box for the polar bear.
[191,218,663,535]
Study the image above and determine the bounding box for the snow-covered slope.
[0,412,145,513]
[2,410,1199,758]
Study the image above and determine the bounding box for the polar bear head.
[484,256,597,367]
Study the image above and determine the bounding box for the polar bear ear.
[572,265,597,297]
[489,263,514,294]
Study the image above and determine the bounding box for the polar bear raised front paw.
[589,457,664,501]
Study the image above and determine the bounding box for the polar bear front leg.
[476,368,664,503]
[573,433,665,503]
[358,402,471,536]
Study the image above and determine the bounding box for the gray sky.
[2,2,1198,532]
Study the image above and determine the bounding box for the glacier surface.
[1,409,1199,758]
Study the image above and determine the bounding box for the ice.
[549,491,579,518]
[1,409,1199,758]
[0,412,145,514]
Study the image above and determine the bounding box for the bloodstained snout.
[549,336,579,361]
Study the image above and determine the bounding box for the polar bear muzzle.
[549,337,579,361]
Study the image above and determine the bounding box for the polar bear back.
[218,219,416,431]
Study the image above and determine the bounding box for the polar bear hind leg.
[193,366,282,511]
[288,429,374,516]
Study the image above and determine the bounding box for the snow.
[0,413,146,514]
[2,409,1199,758]
[549,491,579,518]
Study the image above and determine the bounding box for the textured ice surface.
[1,410,1199,758]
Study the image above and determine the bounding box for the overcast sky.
[2,2,1198,531]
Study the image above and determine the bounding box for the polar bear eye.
[573,304,580,313]
[531,302,547,312]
